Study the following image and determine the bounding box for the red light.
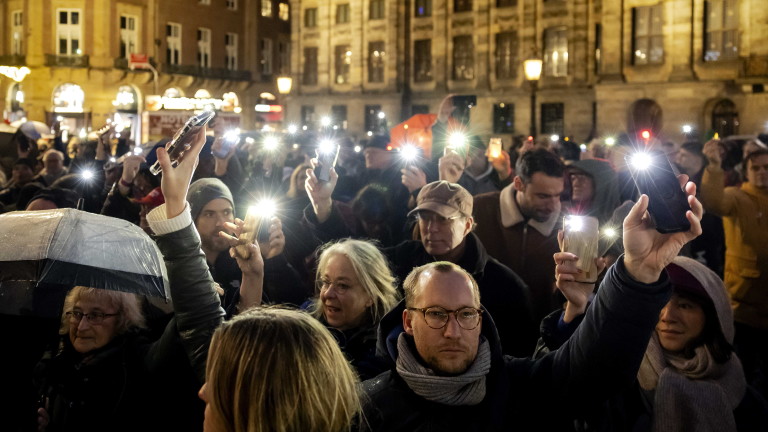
[527,136,533,141]
[641,130,651,140]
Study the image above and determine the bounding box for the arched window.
[52,83,84,112]
[163,87,184,98]
[711,99,739,137]
[8,83,24,112]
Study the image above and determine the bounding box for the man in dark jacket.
[186,178,307,310]
[306,173,537,357]
[361,187,705,431]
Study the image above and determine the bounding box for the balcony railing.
[45,54,89,68]
[0,54,26,66]
[114,57,157,70]
[162,64,251,81]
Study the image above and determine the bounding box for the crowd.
[0,93,767,431]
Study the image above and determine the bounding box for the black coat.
[383,233,537,358]
[360,257,673,431]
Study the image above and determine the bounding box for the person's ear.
[463,217,473,236]
[513,176,524,192]
[403,309,415,336]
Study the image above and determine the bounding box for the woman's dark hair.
[676,290,733,363]
[352,184,393,243]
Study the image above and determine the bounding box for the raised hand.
[258,216,286,260]
[155,124,207,218]
[438,150,466,183]
[305,158,338,223]
[401,165,427,193]
[488,149,512,181]
[622,177,703,283]
[702,139,723,168]
[555,231,607,322]
[219,219,264,310]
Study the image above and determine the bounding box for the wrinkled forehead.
[415,269,479,307]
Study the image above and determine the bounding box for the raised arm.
[699,139,736,217]
[145,123,225,383]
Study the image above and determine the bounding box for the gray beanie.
[187,178,235,221]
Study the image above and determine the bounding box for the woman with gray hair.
[310,238,400,379]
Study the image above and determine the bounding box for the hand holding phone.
[314,141,339,182]
[562,215,600,283]
[625,151,691,233]
[488,138,503,159]
[212,131,240,159]
[150,111,215,175]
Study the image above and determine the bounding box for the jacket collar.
[499,183,560,235]
[741,181,768,198]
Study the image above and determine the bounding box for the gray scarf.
[637,333,747,432]
[395,333,491,406]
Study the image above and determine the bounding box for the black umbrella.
[0,209,169,317]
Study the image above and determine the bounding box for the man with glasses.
[362,183,705,430]
[306,176,536,357]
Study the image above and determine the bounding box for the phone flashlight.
[604,137,616,146]
[236,199,278,259]
[315,140,340,182]
[448,133,466,149]
[263,136,280,152]
[562,215,600,282]
[628,152,653,170]
[81,170,94,181]
[400,145,420,163]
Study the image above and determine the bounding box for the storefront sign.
[146,95,223,111]
[143,110,241,141]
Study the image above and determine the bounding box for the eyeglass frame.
[406,306,484,330]
[412,211,464,225]
[65,310,119,325]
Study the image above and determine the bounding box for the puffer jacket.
[35,221,225,432]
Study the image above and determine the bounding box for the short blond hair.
[205,307,362,432]
[402,261,480,308]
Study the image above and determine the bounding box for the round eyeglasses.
[407,306,483,330]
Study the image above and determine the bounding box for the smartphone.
[212,132,240,159]
[562,215,600,282]
[315,144,340,182]
[625,150,691,233]
[488,138,503,159]
[150,111,216,175]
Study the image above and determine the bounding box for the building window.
[261,38,273,75]
[279,2,290,21]
[364,105,382,132]
[594,23,602,74]
[495,31,517,80]
[301,105,315,128]
[199,0,210,4]
[412,104,430,115]
[335,45,352,84]
[336,4,350,24]
[454,0,472,12]
[632,5,663,65]
[261,0,273,17]
[415,0,431,17]
[227,0,238,11]
[493,103,514,133]
[278,41,289,74]
[119,15,138,59]
[711,99,738,137]
[414,39,432,82]
[544,26,568,77]
[197,28,211,68]
[11,10,23,55]
[541,103,564,136]
[452,36,474,80]
[303,47,318,85]
[304,8,317,28]
[497,0,516,6]
[225,33,238,70]
[57,9,82,56]
[370,0,385,20]
[332,105,348,129]
[368,41,385,83]
[704,0,738,61]
[166,23,182,65]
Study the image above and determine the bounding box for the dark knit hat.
[363,135,392,151]
[187,178,234,221]
[29,187,80,209]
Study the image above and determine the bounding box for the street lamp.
[524,58,543,138]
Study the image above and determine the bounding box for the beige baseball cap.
[407,181,473,219]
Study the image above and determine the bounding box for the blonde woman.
[311,239,400,379]
[200,307,361,432]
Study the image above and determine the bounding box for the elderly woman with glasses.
[34,124,234,432]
